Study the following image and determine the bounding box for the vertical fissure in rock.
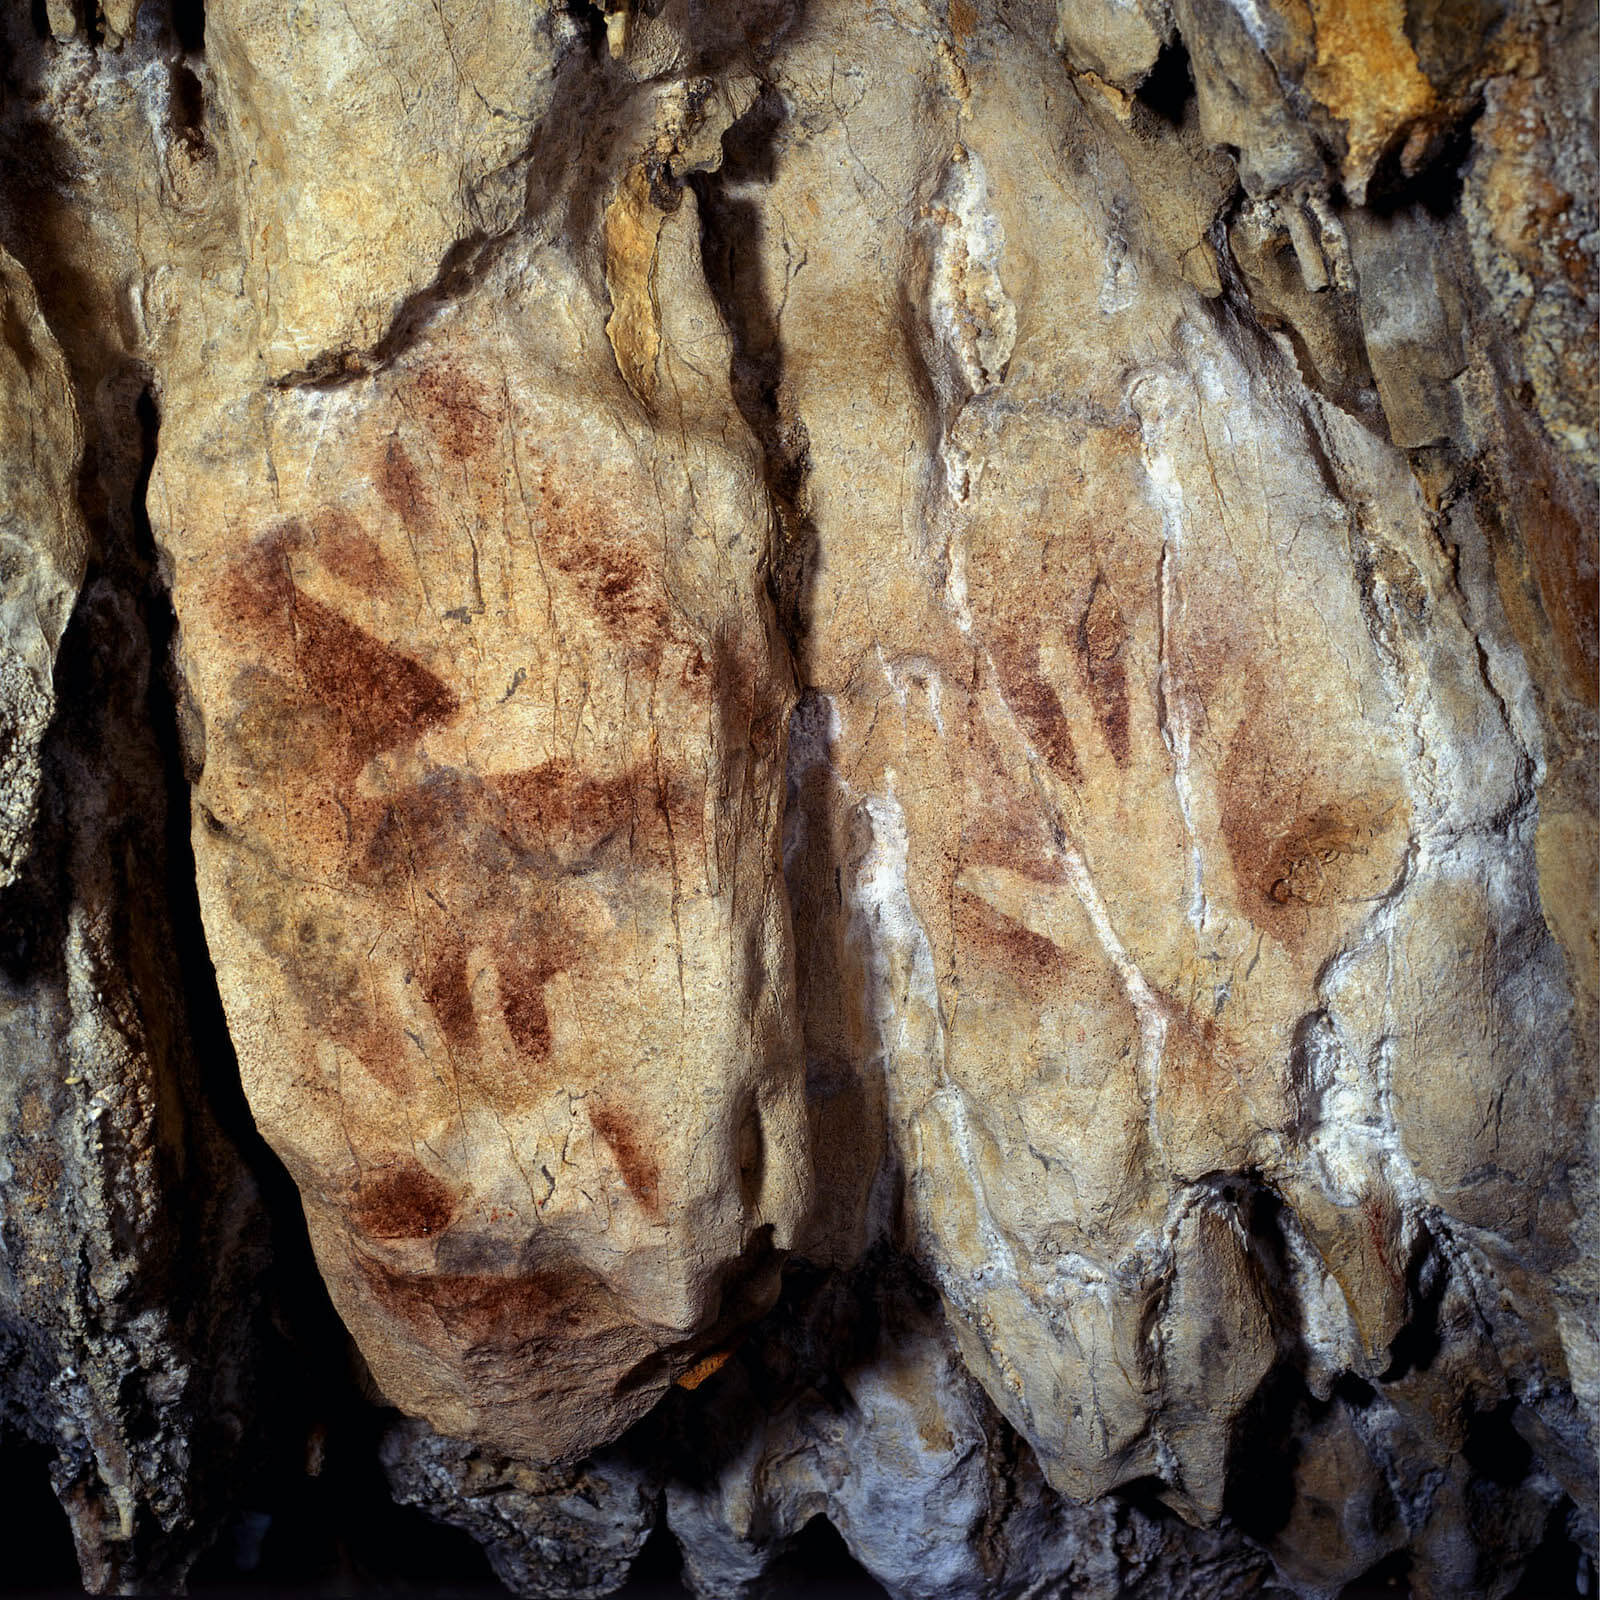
[690,85,819,660]
[132,386,250,1165]
[166,60,208,154]
[171,0,205,56]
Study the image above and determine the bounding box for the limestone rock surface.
[0,0,1594,1595]
[0,243,85,887]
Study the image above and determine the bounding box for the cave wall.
[0,1,1594,1595]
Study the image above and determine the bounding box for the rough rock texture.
[0,170,265,1591]
[658,1260,1282,1600]
[382,1418,659,1599]
[0,244,85,887]
[0,0,1594,1596]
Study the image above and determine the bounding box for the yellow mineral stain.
[604,166,666,406]
[675,1342,737,1390]
[606,7,630,60]
[1306,0,1435,193]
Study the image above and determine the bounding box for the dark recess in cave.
[0,1435,78,1591]
[1365,103,1484,219]
[763,1517,890,1599]
[1136,39,1196,126]
[172,0,205,54]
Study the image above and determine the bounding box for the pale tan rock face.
[155,209,811,1459]
[151,0,1591,1517]
[1,0,1595,1590]
[205,0,567,379]
[741,7,1584,1522]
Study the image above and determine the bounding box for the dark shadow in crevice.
[1463,1397,1534,1488]
[1380,1225,1447,1382]
[639,1252,883,1497]
[0,341,265,1586]
[687,83,819,661]
[0,1432,78,1591]
[612,1223,785,1400]
[168,59,209,153]
[620,1515,688,1597]
[613,1505,890,1600]
[1224,1362,1321,1544]
[763,1516,889,1599]
[186,1396,506,1595]
[172,0,205,54]
[133,386,265,1199]
[1365,102,1482,220]
[571,0,610,59]
[1506,1498,1591,1599]
[1135,37,1195,126]
[1217,1178,1326,1545]
[1210,1174,1340,1547]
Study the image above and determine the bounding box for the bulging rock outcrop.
[159,194,810,1464]
[0,0,1594,1595]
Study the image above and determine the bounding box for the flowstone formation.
[0,1,1595,1596]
